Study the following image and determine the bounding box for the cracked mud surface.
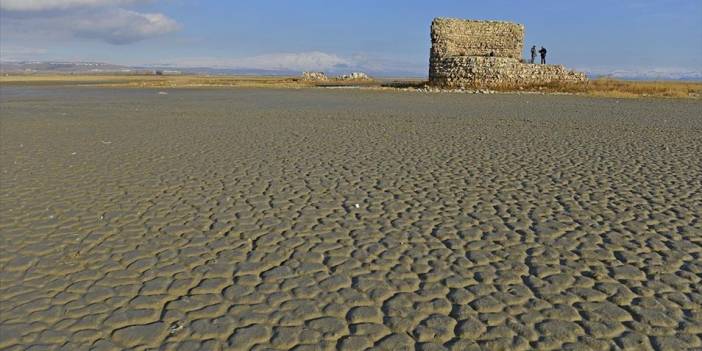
[1,87,701,350]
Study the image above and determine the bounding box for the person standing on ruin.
[539,46,547,64]
[530,45,537,64]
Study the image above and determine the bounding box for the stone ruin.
[301,71,329,81]
[301,71,373,82]
[336,72,372,81]
[429,18,586,89]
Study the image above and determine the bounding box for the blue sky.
[1,0,701,77]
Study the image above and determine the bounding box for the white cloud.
[73,9,179,45]
[0,0,179,44]
[0,0,137,11]
[0,46,48,56]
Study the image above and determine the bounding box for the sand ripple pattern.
[1,87,701,350]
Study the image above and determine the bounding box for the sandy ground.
[0,86,701,350]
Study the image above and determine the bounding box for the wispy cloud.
[0,0,179,45]
[0,44,48,61]
[0,0,137,11]
[72,9,179,45]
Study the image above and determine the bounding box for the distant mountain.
[3,60,698,81]
[585,68,702,81]
[135,64,299,76]
[1,60,316,76]
[0,60,424,78]
[0,61,136,73]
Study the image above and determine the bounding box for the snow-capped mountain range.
[1,60,701,81]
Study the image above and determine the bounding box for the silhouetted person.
[539,47,547,64]
[530,45,536,64]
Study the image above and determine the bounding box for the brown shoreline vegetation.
[1,73,700,99]
[506,78,702,99]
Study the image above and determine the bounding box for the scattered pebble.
[168,321,184,335]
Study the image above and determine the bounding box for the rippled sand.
[1,87,701,350]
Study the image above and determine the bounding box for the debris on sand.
[301,72,329,81]
[168,321,184,335]
[336,72,372,81]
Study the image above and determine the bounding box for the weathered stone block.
[431,18,524,59]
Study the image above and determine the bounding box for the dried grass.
[498,78,702,99]
[2,74,700,99]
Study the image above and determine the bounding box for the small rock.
[168,321,184,335]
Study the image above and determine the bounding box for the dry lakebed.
[0,86,701,350]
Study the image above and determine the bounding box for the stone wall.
[428,17,587,88]
[431,57,587,89]
[431,18,524,60]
